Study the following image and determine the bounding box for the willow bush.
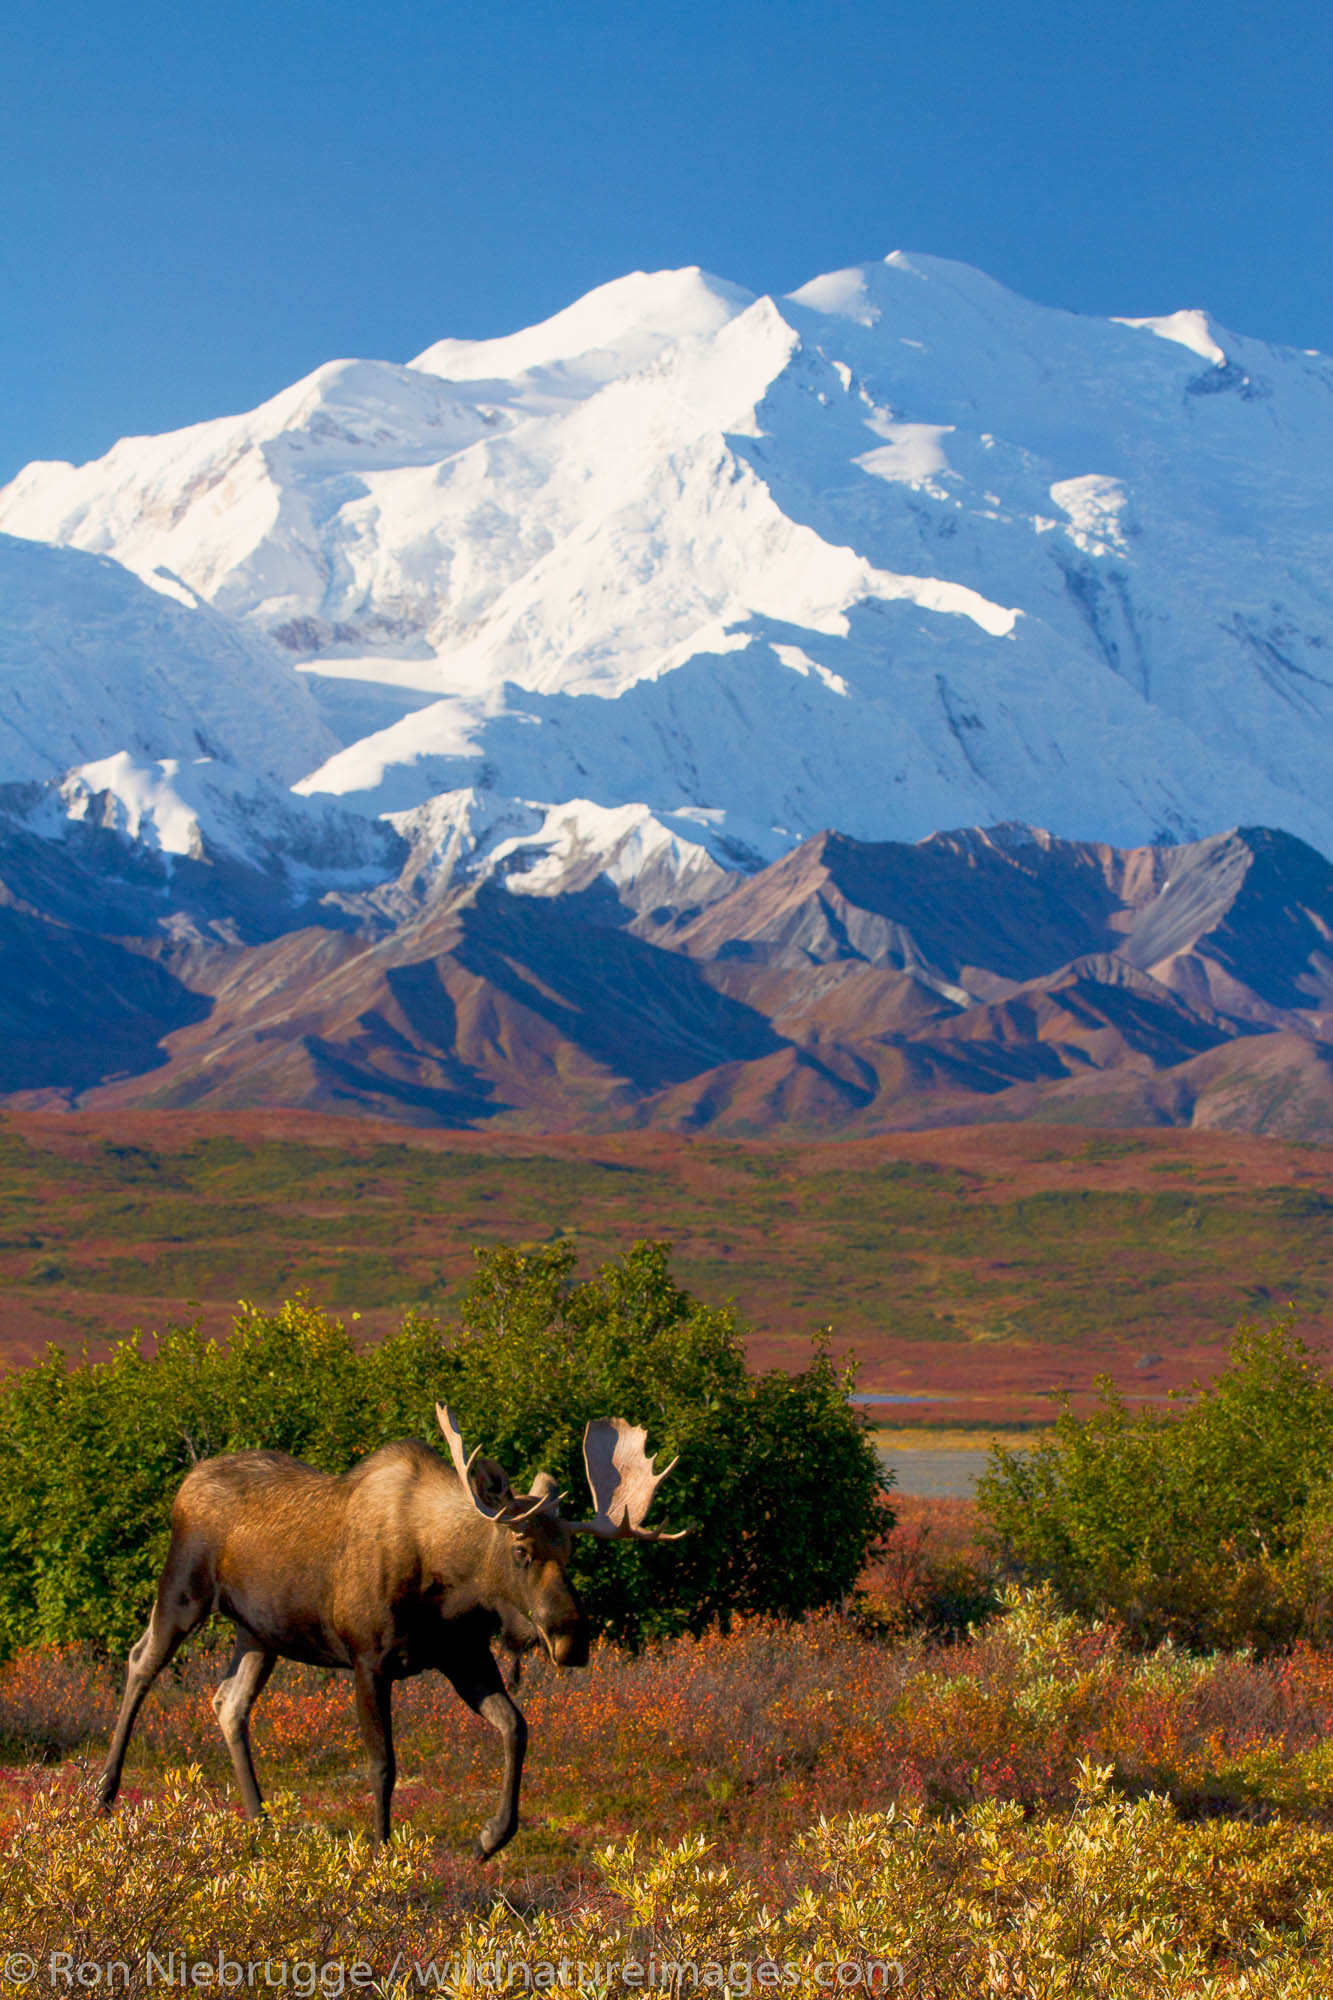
[0,1240,888,1657]
[979,1314,1333,1651]
[6,1764,1333,1996]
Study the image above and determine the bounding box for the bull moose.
[97,1407,683,1855]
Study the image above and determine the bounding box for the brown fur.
[97,1439,589,1856]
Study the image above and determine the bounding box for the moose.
[97,1407,683,1856]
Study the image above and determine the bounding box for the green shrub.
[978,1313,1333,1650]
[0,1241,888,1658]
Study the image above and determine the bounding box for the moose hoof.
[475,1821,514,1861]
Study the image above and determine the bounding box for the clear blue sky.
[4,0,1331,484]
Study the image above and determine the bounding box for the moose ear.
[470,1456,512,1511]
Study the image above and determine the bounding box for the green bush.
[978,1314,1333,1650]
[0,1240,888,1658]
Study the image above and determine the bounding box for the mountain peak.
[409,265,753,389]
[1113,308,1229,368]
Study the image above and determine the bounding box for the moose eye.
[513,1544,534,1570]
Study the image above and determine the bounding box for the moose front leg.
[352,1659,396,1843]
[444,1652,528,1859]
[476,1687,527,1858]
[99,1576,211,1810]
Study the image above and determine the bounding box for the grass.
[871,1427,1054,1453]
[1,1120,1331,1418]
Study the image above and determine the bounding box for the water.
[848,1392,958,1405]
[877,1446,993,1499]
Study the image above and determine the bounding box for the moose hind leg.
[212,1632,276,1819]
[444,1652,527,1860]
[352,1660,396,1844]
[98,1581,210,1810]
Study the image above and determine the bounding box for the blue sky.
[3,0,1331,484]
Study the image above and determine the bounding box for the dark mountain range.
[3,812,1331,1139]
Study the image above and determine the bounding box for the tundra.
[98,1408,682,1855]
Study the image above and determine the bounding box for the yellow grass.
[870,1426,1054,1454]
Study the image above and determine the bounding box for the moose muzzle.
[544,1619,590,1668]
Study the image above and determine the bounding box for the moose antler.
[569,1418,686,1541]
[436,1406,550,1527]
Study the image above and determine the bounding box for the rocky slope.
[4,817,1330,1138]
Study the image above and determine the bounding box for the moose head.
[436,1405,685,1669]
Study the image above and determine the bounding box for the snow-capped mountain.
[5,252,1333,881]
[3,252,1333,1133]
[0,533,397,906]
[0,533,335,792]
